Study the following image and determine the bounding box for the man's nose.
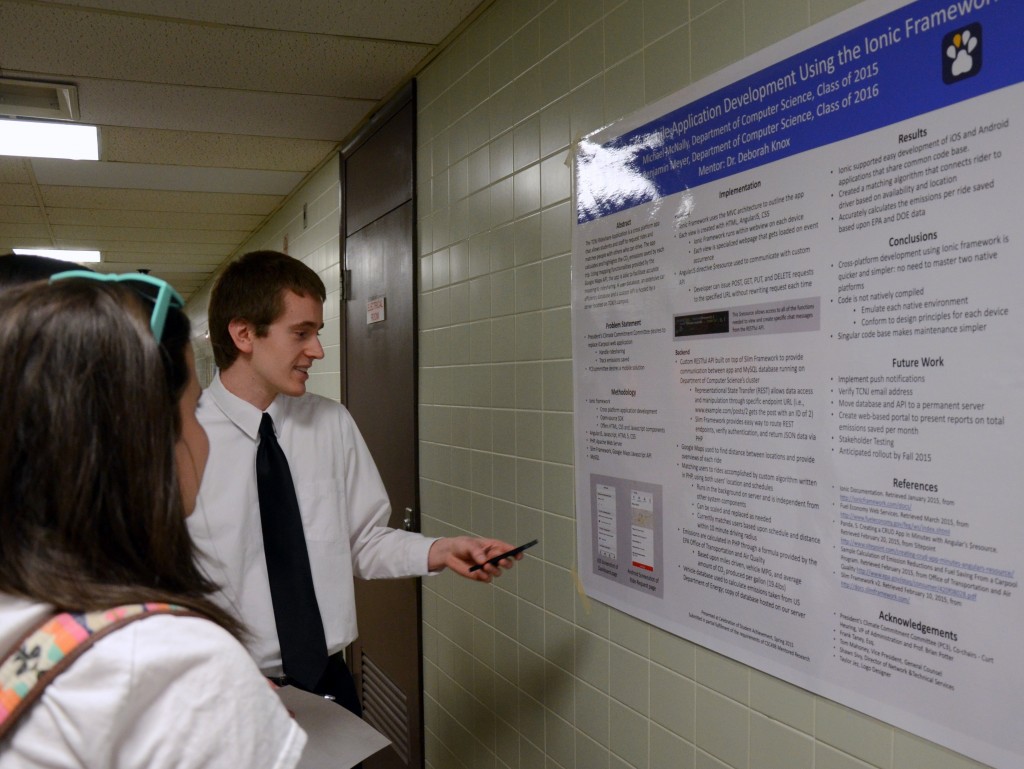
[308,335,325,359]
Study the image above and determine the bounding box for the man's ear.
[227,318,257,355]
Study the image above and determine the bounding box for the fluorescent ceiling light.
[0,119,98,160]
[13,248,101,263]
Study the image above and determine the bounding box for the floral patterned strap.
[0,603,200,742]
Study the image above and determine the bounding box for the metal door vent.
[361,653,410,764]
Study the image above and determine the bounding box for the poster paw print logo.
[942,23,982,84]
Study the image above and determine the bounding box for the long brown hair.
[0,279,242,638]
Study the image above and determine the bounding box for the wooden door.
[341,86,422,769]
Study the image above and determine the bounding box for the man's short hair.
[209,250,326,370]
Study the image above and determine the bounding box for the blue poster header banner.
[576,0,1022,223]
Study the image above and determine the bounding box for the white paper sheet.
[277,686,391,769]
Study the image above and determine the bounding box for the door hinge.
[342,268,352,301]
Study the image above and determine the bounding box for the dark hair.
[209,250,326,370]
[0,279,242,637]
[161,297,192,433]
[0,253,93,291]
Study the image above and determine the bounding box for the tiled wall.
[184,155,342,398]
[414,1,990,769]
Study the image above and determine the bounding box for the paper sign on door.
[366,296,385,324]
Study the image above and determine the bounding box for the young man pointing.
[188,250,519,712]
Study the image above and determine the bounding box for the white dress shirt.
[0,594,306,769]
[188,372,435,674]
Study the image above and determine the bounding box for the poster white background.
[572,1,1023,766]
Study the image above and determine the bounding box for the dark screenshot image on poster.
[675,311,730,337]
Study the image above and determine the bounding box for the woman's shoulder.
[1,605,305,769]
[87,610,274,708]
[0,598,242,670]
[97,613,307,767]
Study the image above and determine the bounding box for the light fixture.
[0,118,98,160]
[13,249,101,263]
[0,78,80,121]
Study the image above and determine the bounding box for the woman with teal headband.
[0,274,306,767]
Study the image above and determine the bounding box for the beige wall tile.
[516,410,544,458]
[542,410,574,464]
[610,610,651,656]
[605,53,647,124]
[577,729,611,769]
[643,0,690,45]
[696,748,736,769]
[570,22,605,89]
[610,644,650,715]
[651,625,697,678]
[744,0,808,54]
[610,699,650,767]
[540,96,573,157]
[696,647,750,703]
[651,664,696,739]
[815,742,882,769]
[816,699,893,768]
[576,679,611,746]
[651,722,696,769]
[749,670,814,734]
[696,687,749,769]
[892,731,992,769]
[543,463,574,517]
[542,306,573,359]
[544,561,576,618]
[605,0,644,66]
[692,0,745,81]
[545,709,574,766]
[644,24,692,105]
[542,253,571,307]
[812,0,865,24]
[750,712,814,769]
[544,614,577,679]
[576,627,611,692]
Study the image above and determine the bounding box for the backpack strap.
[0,602,201,742]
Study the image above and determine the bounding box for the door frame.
[340,81,423,769]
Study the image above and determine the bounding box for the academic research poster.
[571,1,1023,766]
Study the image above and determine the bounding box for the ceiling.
[0,0,485,300]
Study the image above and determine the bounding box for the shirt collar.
[208,370,285,441]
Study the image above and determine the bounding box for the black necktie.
[256,412,329,690]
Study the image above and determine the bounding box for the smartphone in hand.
[469,539,538,572]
